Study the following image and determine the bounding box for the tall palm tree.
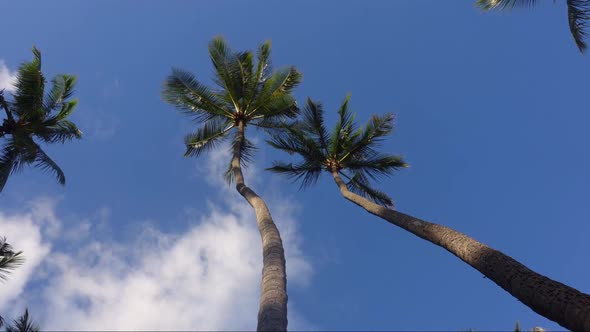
[476,0,590,52]
[0,46,82,191]
[162,36,301,331]
[268,96,590,331]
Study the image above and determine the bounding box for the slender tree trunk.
[331,171,590,331]
[232,121,288,331]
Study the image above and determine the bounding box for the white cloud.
[0,193,312,330]
[0,61,16,93]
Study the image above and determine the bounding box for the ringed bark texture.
[332,171,590,331]
[233,122,288,331]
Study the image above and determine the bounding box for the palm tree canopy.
[162,36,302,183]
[267,96,408,207]
[0,46,82,191]
[476,0,590,52]
[0,237,24,282]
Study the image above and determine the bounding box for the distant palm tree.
[268,96,590,331]
[0,237,24,328]
[0,46,82,191]
[476,0,590,52]
[162,37,301,331]
[3,309,39,332]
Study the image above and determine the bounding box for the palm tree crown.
[267,96,407,207]
[476,0,590,52]
[0,46,82,191]
[0,237,24,282]
[162,36,302,181]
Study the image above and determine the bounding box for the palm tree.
[268,96,590,331]
[3,309,39,332]
[0,46,82,192]
[476,0,590,52]
[162,36,301,331]
[0,237,24,328]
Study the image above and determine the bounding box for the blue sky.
[1,1,589,330]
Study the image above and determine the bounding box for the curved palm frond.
[345,153,408,180]
[476,0,590,53]
[248,67,302,118]
[163,68,231,121]
[43,74,76,114]
[184,118,234,157]
[33,145,65,185]
[476,0,537,10]
[267,160,323,189]
[300,98,329,150]
[13,46,45,121]
[568,0,590,52]
[342,171,395,207]
[0,237,24,281]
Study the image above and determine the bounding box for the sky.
[1,1,589,330]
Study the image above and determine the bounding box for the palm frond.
[184,119,233,157]
[0,139,25,192]
[341,113,396,163]
[162,68,231,121]
[300,98,329,151]
[249,67,302,115]
[568,0,590,52]
[5,309,40,332]
[476,0,537,10]
[13,46,45,121]
[0,237,24,281]
[266,126,325,161]
[34,145,65,185]
[208,36,244,109]
[224,133,257,185]
[267,160,323,189]
[36,119,82,143]
[328,94,355,157]
[43,74,76,113]
[345,153,408,180]
[343,171,395,207]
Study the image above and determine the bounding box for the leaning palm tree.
[0,46,82,192]
[476,0,590,52]
[162,37,301,331]
[268,96,590,331]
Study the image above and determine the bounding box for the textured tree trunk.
[232,121,288,331]
[331,171,590,331]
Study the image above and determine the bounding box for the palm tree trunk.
[232,121,288,331]
[331,170,590,331]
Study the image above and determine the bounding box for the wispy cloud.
[0,60,17,93]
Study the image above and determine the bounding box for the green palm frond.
[5,309,40,332]
[13,46,45,121]
[343,171,395,207]
[43,74,76,114]
[345,153,408,180]
[224,133,257,185]
[184,118,233,157]
[300,98,329,150]
[568,0,590,52]
[477,0,590,53]
[328,94,355,157]
[476,0,537,10]
[249,67,302,117]
[267,160,323,189]
[162,68,231,121]
[0,237,24,281]
[33,145,65,185]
